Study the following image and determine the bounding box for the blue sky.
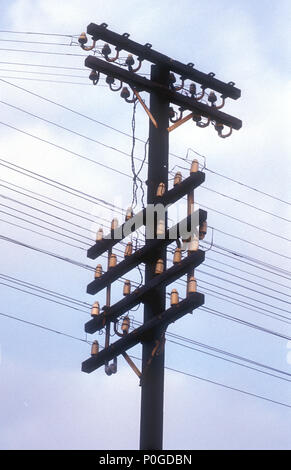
[0,0,290,450]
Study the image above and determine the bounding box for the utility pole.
[78,22,241,450]
[140,64,169,450]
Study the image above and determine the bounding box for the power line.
[2,98,289,248]
[1,275,290,382]
[0,38,79,47]
[0,99,144,165]
[201,185,291,223]
[200,286,291,325]
[208,227,291,261]
[0,121,131,178]
[0,60,87,71]
[1,77,289,212]
[1,308,290,409]
[2,177,289,295]
[205,166,291,206]
[1,156,289,283]
[203,205,291,243]
[168,339,291,382]
[200,306,291,340]
[0,75,98,86]
[0,47,85,57]
[0,157,124,213]
[0,30,78,37]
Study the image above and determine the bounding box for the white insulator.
[96,227,103,241]
[188,236,199,252]
[157,219,165,236]
[199,221,207,240]
[91,301,100,317]
[111,218,119,231]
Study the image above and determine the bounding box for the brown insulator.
[96,227,103,242]
[208,91,217,104]
[174,171,182,186]
[95,264,102,278]
[91,340,99,356]
[170,289,179,306]
[123,280,131,296]
[187,276,197,294]
[125,207,133,221]
[190,159,199,173]
[121,316,130,334]
[199,221,207,240]
[124,242,133,257]
[78,32,88,45]
[125,54,135,67]
[173,248,182,264]
[156,182,166,197]
[91,301,100,317]
[155,258,164,274]
[102,43,111,56]
[109,253,117,268]
[121,86,130,99]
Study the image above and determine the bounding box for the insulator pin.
[123,280,131,296]
[91,301,100,317]
[171,289,179,306]
[91,340,99,356]
[95,264,102,278]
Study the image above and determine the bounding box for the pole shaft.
[140,64,169,450]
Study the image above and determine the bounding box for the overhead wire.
[1,308,290,409]
[1,77,289,212]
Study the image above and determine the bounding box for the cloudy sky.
[0,0,290,450]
